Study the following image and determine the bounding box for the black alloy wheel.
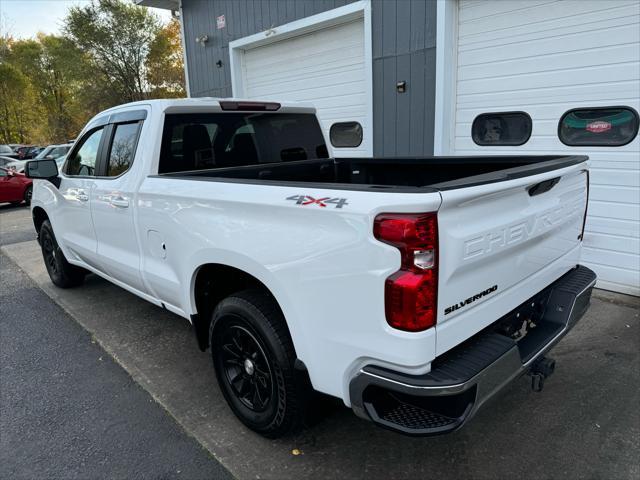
[220,323,274,412]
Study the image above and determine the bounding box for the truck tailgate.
[436,163,588,354]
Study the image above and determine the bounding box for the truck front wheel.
[39,220,87,288]
[210,289,308,438]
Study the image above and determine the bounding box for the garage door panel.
[246,60,364,89]
[586,216,640,238]
[582,247,640,270]
[585,201,639,222]
[590,170,640,188]
[458,23,640,67]
[455,0,640,294]
[588,157,640,171]
[459,8,639,50]
[245,45,364,73]
[458,44,638,82]
[458,0,555,25]
[248,78,365,99]
[590,185,639,204]
[457,62,639,96]
[302,94,368,111]
[247,63,364,91]
[239,18,369,156]
[583,232,640,255]
[245,46,364,79]
[459,2,638,44]
[456,81,640,109]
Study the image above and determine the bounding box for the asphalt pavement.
[0,203,35,246]
[1,203,639,480]
[0,205,231,480]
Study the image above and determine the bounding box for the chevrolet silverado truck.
[26,98,596,438]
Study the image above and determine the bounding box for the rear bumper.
[349,265,596,436]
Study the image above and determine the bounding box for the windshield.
[0,145,13,154]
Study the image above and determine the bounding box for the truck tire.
[39,220,87,288]
[210,289,308,438]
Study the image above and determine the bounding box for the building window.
[558,107,639,147]
[330,122,363,148]
[472,112,532,146]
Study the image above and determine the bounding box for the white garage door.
[238,19,369,157]
[454,0,640,295]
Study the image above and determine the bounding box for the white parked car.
[26,98,596,438]
[34,143,72,162]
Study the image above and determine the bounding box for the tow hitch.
[529,356,556,392]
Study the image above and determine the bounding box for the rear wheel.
[210,289,309,438]
[39,220,87,288]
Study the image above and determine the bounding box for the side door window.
[65,128,105,176]
[106,122,141,177]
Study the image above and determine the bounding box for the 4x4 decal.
[286,195,348,209]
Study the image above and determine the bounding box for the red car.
[0,167,32,205]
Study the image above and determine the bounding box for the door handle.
[528,177,561,196]
[109,196,129,208]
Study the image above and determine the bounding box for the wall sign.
[216,15,226,29]
[586,121,612,133]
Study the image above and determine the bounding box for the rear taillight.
[374,213,438,332]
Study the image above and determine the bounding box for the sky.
[0,0,172,39]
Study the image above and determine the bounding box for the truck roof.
[93,97,317,120]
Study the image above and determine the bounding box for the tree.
[0,62,44,143]
[147,18,186,98]
[8,35,89,142]
[65,0,162,103]
[0,0,185,145]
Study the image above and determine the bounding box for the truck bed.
[157,155,587,192]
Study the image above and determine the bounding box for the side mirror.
[25,159,60,187]
[329,121,363,148]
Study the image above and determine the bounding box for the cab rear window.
[159,113,329,174]
[558,107,639,147]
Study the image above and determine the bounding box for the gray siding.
[372,0,437,156]
[181,0,437,156]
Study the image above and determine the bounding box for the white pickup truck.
[27,98,596,438]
